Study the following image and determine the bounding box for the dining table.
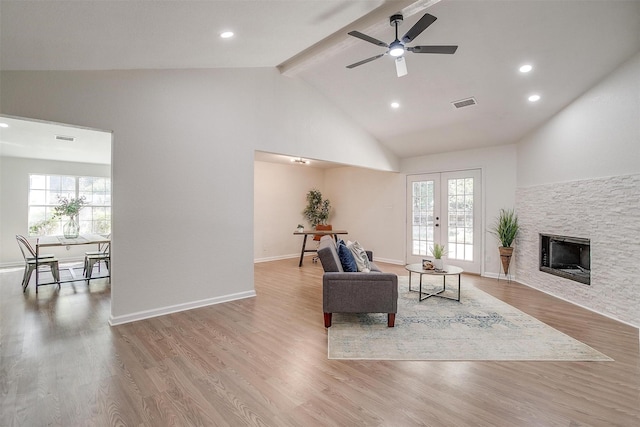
[32,233,111,289]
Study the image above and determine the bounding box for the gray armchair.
[317,236,398,327]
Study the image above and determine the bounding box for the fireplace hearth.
[540,234,590,285]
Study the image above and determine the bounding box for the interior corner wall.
[323,166,405,264]
[515,52,640,327]
[0,68,397,324]
[517,51,640,187]
[253,160,325,262]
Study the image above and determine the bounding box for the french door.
[406,170,482,273]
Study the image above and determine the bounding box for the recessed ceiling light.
[220,31,234,39]
[528,94,541,102]
[391,102,400,109]
[519,64,533,73]
[0,123,8,128]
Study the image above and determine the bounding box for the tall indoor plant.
[491,208,519,274]
[54,195,86,238]
[303,189,331,227]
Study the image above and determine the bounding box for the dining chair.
[84,242,110,283]
[311,224,333,263]
[15,234,61,292]
[83,235,109,272]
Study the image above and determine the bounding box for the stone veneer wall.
[515,174,640,327]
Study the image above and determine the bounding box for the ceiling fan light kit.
[395,57,408,77]
[346,12,458,77]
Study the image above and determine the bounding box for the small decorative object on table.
[430,243,447,271]
[296,224,304,232]
[422,259,434,270]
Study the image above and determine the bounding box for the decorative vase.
[499,246,514,274]
[63,217,80,239]
[434,258,444,270]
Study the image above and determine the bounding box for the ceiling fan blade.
[401,13,437,44]
[346,53,386,69]
[348,31,388,47]
[408,45,458,54]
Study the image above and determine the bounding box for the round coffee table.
[404,263,464,302]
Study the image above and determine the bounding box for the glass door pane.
[406,174,440,264]
[440,170,482,273]
[446,177,474,261]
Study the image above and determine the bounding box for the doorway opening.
[406,169,482,274]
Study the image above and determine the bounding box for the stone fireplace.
[515,173,640,327]
[539,234,590,285]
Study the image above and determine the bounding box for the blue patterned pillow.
[337,240,358,272]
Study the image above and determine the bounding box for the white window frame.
[28,174,111,236]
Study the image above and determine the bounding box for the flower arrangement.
[53,195,86,219]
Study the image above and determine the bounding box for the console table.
[405,263,463,302]
[293,229,348,267]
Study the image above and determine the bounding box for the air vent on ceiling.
[55,135,76,142]
[451,97,477,109]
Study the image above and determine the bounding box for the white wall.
[517,52,640,187]
[253,160,324,262]
[0,156,110,265]
[515,52,640,326]
[1,68,398,324]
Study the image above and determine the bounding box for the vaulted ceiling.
[2,0,640,162]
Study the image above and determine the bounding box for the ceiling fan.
[346,13,458,77]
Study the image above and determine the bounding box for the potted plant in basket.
[303,189,332,240]
[53,195,86,238]
[430,243,447,270]
[303,189,331,227]
[490,208,519,274]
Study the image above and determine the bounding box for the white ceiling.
[1,0,639,164]
[0,115,112,165]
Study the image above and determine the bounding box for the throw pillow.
[337,240,358,272]
[347,240,371,273]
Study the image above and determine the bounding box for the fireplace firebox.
[540,234,590,285]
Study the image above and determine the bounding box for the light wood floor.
[1,259,639,426]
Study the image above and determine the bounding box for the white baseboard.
[375,257,405,265]
[108,290,256,326]
[482,271,517,282]
[254,253,301,263]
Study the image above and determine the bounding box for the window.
[28,174,111,236]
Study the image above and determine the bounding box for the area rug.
[328,277,612,361]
